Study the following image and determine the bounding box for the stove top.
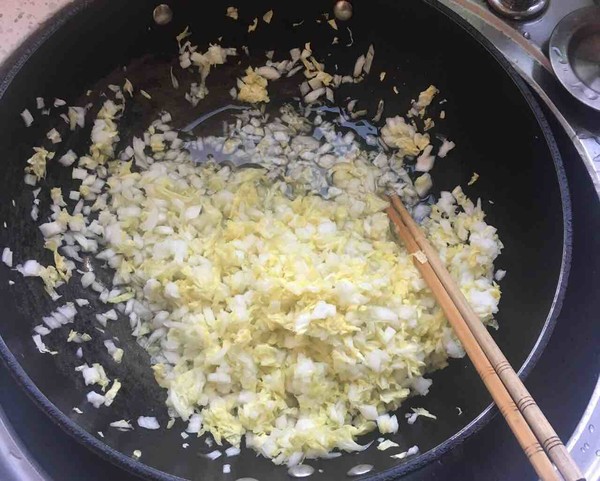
[0,1,599,480]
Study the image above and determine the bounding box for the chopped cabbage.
[237,68,270,104]
[16,90,502,465]
[95,159,500,464]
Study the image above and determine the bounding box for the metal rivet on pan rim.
[333,0,353,21]
[288,464,315,477]
[153,4,173,25]
[347,464,374,476]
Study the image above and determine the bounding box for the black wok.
[0,0,570,480]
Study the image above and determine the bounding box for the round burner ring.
[550,6,600,112]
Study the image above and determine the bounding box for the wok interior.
[0,0,566,479]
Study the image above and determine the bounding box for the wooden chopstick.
[388,194,584,481]
[386,204,561,481]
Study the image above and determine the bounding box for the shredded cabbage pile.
[13,28,504,464]
[97,153,501,464]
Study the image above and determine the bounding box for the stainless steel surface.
[0,0,73,63]
[568,380,600,481]
[0,406,48,481]
[447,0,600,196]
[550,6,600,111]
[487,0,549,19]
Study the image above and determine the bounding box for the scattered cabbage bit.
[414,173,432,197]
[377,414,399,434]
[468,172,480,186]
[377,439,399,451]
[77,363,110,389]
[67,106,86,130]
[178,33,237,106]
[226,446,241,457]
[86,391,106,408]
[405,407,437,425]
[38,303,77,332]
[186,413,203,433]
[263,10,274,24]
[381,116,430,157]
[248,18,258,33]
[104,380,122,407]
[59,150,77,167]
[138,416,161,430]
[32,334,57,355]
[438,139,455,158]
[2,248,13,267]
[205,450,222,460]
[67,330,92,343]
[409,85,439,118]
[21,109,34,127]
[170,67,179,90]
[25,147,54,184]
[236,68,270,104]
[104,339,124,363]
[390,445,419,460]
[110,419,134,431]
[46,128,62,144]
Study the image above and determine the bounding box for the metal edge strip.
[0,404,49,481]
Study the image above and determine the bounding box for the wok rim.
[0,0,572,480]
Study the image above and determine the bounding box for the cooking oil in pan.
[181,102,380,167]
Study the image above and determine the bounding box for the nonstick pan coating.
[0,0,570,480]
